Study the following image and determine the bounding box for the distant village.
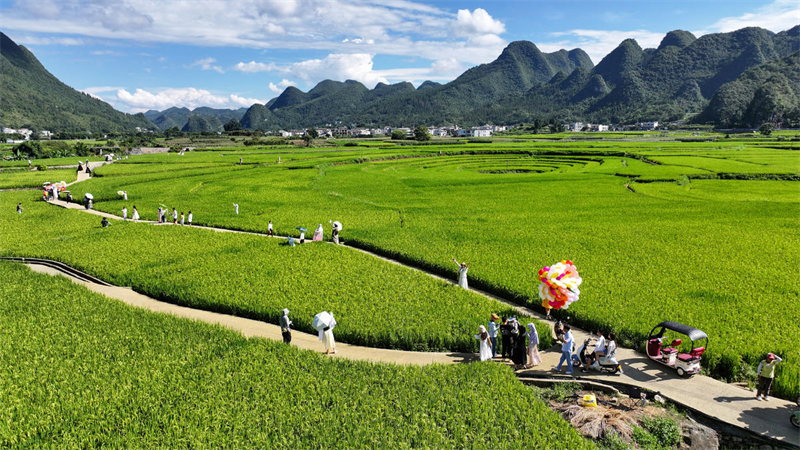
[3,121,668,143]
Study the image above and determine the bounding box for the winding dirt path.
[36,174,800,448]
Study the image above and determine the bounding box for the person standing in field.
[475,325,492,361]
[280,308,293,344]
[321,313,337,354]
[239,157,243,165]
[17,203,23,214]
[488,314,499,358]
[132,206,139,221]
[122,206,128,220]
[28,159,31,169]
[299,230,305,244]
[157,207,163,224]
[526,323,543,368]
[233,203,239,215]
[331,226,339,244]
[554,324,574,375]
[756,353,783,401]
[172,208,178,224]
[500,317,512,361]
[180,211,185,226]
[512,323,527,369]
[452,258,469,289]
[268,220,273,235]
[188,211,193,226]
[313,224,324,241]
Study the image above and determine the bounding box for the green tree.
[223,119,242,132]
[759,123,774,136]
[306,128,319,139]
[391,130,407,140]
[413,125,430,141]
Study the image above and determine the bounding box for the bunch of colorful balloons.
[538,260,582,310]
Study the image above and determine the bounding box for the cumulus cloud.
[190,57,224,73]
[12,35,87,46]
[268,79,297,93]
[81,86,125,100]
[114,87,265,112]
[453,8,505,37]
[707,0,800,33]
[236,53,388,88]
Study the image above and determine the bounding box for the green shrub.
[34,164,47,171]
[641,416,681,448]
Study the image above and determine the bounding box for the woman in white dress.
[476,325,492,361]
[320,313,337,354]
[452,258,469,289]
[131,206,139,221]
[313,224,323,241]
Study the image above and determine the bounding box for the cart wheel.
[612,366,620,374]
[676,367,686,377]
[791,413,800,428]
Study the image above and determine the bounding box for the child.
[188,211,193,226]
[180,211,185,226]
[268,220,273,235]
[122,206,128,220]
[756,353,783,401]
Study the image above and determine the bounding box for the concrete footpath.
[42,184,800,447]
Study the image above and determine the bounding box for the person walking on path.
[157,207,163,224]
[180,212,185,226]
[452,258,469,289]
[512,323,527,369]
[122,206,128,220]
[526,323,543,368]
[320,313,337,354]
[331,226,340,244]
[488,314,499,358]
[554,324,574,374]
[132,206,140,221]
[28,159,31,169]
[313,224,324,241]
[299,230,305,244]
[172,208,178,224]
[17,203,23,214]
[233,203,239,215]
[280,308,293,344]
[475,325,492,361]
[188,211,193,226]
[500,317,513,361]
[239,157,243,165]
[756,353,783,401]
[268,220,273,235]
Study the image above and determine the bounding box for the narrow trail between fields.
[29,162,800,447]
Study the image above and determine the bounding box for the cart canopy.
[651,321,707,342]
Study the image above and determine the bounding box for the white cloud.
[81,86,125,100]
[429,58,464,76]
[707,0,800,33]
[190,57,224,73]
[114,87,266,112]
[542,29,666,64]
[91,50,123,56]
[233,61,276,73]
[268,79,297,93]
[12,35,86,46]
[453,8,505,37]
[236,53,389,88]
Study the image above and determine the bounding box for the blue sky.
[2,0,797,112]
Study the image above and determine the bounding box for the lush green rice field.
[0,262,589,448]
[58,138,800,398]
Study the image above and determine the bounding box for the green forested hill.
[144,106,247,131]
[0,32,153,132]
[241,25,799,129]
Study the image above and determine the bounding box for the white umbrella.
[312,311,334,331]
[332,221,342,231]
[84,193,94,199]
[43,182,51,186]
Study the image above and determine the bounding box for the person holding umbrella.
[452,258,469,289]
[296,226,307,243]
[313,311,337,354]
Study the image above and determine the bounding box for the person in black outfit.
[500,317,513,360]
[512,325,528,369]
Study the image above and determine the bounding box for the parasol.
[312,311,336,331]
[117,191,125,195]
[84,193,94,199]
[43,182,51,186]
[296,226,308,232]
[332,221,342,231]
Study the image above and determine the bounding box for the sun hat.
[490,313,499,321]
[767,353,775,361]
[283,308,290,315]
